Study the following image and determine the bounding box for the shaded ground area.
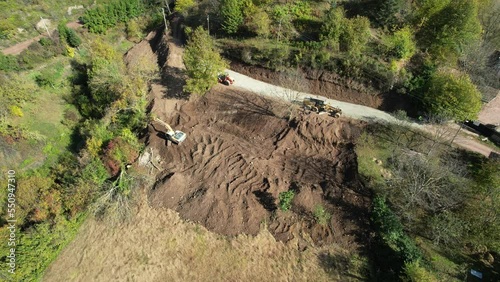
[146,87,371,249]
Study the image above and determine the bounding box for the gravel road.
[226,70,498,157]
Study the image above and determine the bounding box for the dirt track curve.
[1,21,82,55]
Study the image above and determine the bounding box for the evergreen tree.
[66,29,82,48]
[320,7,345,51]
[221,0,244,34]
[376,0,405,27]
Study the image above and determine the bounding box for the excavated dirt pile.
[146,86,371,248]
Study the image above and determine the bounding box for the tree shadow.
[160,66,188,99]
[318,252,366,280]
[214,89,280,118]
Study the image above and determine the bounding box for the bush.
[402,260,438,282]
[278,190,295,211]
[38,37,53,47]
[372,196,422,262]
[0,53,19,71]
[175,0,195,14]
[423,71,482,121]
[9,105,23,117]
[313,205,332,225]
[383,27,416,60]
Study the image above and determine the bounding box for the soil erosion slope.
[147,87,370,246]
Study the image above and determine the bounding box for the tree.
[174,0,195,14]
[183,27,229,95]
[320,8,371,55]
[386,152,469,225]
[66,29,81,48]
[341,16,371,55]
[383,27,416,60]
[244,7,271,37]
[423,71,482,121]
[376,0,409,28]
[479,0,500,48]
[320,7,345,51]
[221,0,244,34]
[418,0,482,60]
[462,159,500,252]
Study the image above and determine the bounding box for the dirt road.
[1,21,83,55]
[226,70,498,157]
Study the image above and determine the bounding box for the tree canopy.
[183,27,229,95]
[423,71,482,121]
[220,0,244,34]
[418,0,482,59]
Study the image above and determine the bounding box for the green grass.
[0,0,115,47]
[416,236,464,280]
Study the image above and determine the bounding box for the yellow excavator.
[153,117,187,144]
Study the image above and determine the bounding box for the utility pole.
[40,16,51,37]
[161,8,168,34]
[207,15,210,35]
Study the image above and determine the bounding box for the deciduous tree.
[418,0,482,60]
[183,27,228,95]
[423,71,482,121]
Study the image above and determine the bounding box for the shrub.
[402,260,438,282]
[313,205,332,225]
[384,27,416,60]
[174,0,195,14]
[9,105,23,117]
[423,71,482,121]
[372,196,422,262]
[0,53,19,71]
[278,190,295,211]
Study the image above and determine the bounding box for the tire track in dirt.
[146,88,370,248]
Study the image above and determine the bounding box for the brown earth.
[125,31,373,249]
[43,195,359,282]
[146,85,371,249]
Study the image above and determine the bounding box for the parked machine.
[218,73,235,86]
[302,97,342,118]
[153,118,187,144]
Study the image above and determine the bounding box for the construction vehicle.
[302,97,342,118]
[218,73,235,86]
[153,118,187,144]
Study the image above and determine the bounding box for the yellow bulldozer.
[302,97,342,118]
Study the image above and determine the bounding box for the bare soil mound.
[147,87,371,249]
